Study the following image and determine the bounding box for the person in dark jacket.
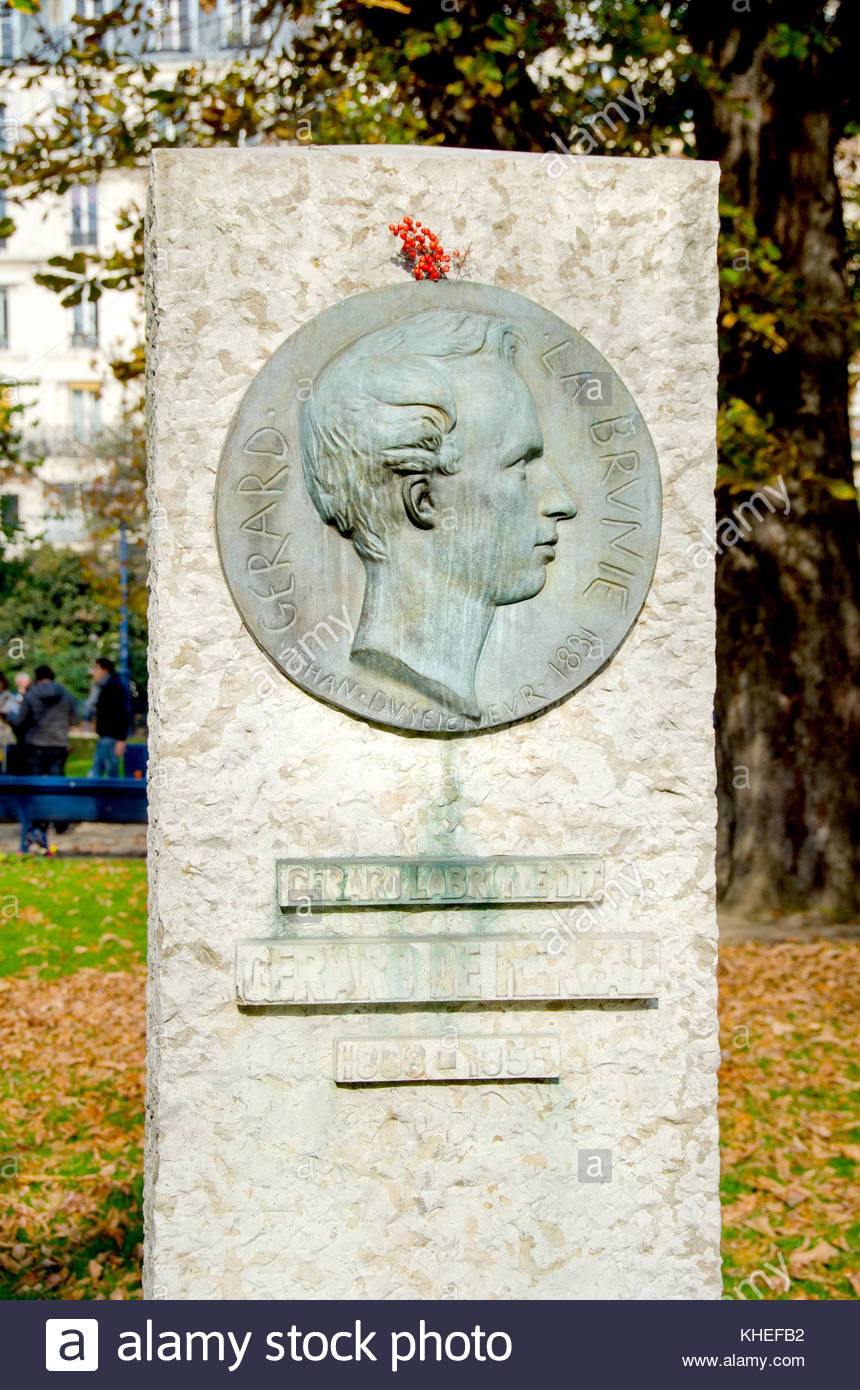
[9,664,78,773]
[7,664,79,851]
[89,657,130,778]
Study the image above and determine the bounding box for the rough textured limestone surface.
[145,147,721,1300]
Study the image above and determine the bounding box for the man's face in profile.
[426,355,576,605]
[299,309,580,719]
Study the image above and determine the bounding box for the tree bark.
[687,1,860,914]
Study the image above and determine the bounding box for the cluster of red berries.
[388,217,461,280]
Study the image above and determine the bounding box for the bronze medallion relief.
[216,282,661,734]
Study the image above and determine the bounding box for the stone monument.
[145,146,721,1299]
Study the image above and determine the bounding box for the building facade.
[1,0,280,541]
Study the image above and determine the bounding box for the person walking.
[14,671,31,704]
[1,672,30,774]
[0,673,16,773]
[7,664,78,851]
[89,657,130,778]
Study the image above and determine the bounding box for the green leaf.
[822,479,858,502]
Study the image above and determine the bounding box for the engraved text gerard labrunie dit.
[277,854,605,907]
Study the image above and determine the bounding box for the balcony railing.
[71,331,99,348]
[0,8,287,62]
[20,427,111,458]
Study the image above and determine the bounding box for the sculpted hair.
[300,308,520,561]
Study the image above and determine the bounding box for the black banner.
[2,1298,854,1387]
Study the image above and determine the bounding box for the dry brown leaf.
[753,1176,789,1200]
[743,1214,778,1239]
[785,1185,813,1209]
[788,1240,841,1272]
[724,1194,759,1224]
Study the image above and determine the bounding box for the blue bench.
[0,776,148,851]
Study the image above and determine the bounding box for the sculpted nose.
[537,459,577,520]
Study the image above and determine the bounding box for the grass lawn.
[64,737,146,778]
[0,854,857,1300]
[64,737,96,778]
[0,856,146,978]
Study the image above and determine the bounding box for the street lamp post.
[119,519,130,693]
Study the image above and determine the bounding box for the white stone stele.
[145,146,721,1300]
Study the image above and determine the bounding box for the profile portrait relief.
[299,308,577,721]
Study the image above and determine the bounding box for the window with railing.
[70,185,98,246]
[71,298,99,348]
[43,481,87,543]
[153,0,195,52]
[225,0,266,49]
[70,384,101,442]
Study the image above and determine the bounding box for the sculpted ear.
[401,474,436,530]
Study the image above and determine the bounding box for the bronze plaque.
[216,282,661,733]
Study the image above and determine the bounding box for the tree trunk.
[687,2,860,914]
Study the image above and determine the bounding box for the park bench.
[0,776,148,851]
